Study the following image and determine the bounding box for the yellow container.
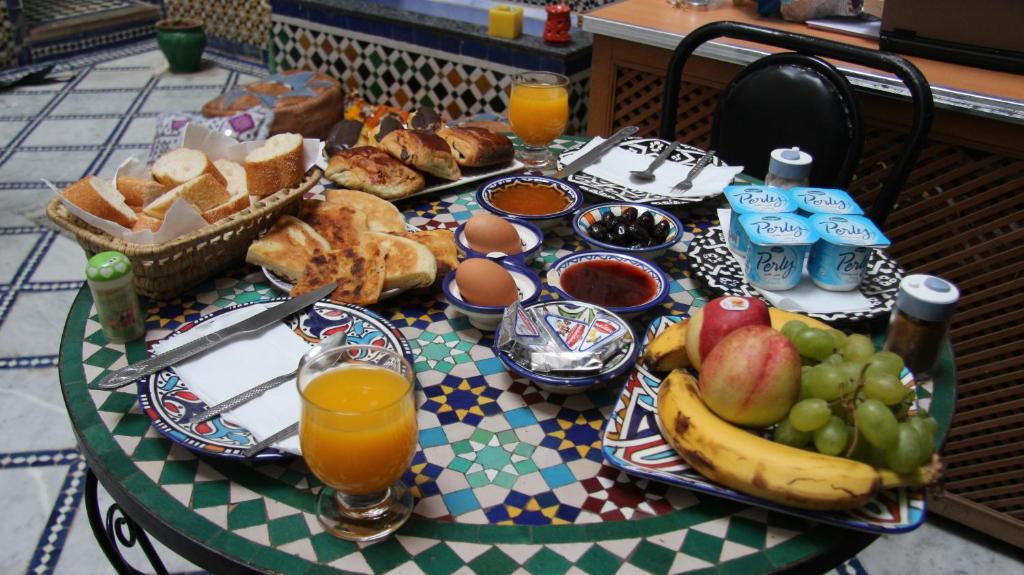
[488,5,523,40]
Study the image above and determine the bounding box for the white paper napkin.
[151,303,311,454]
[562,138,743,198]
[717,209,872,314]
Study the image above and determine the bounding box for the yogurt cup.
[739,213,818,291]
[807,214,891,291]
[723,185,797,255]
[789,187,864,217]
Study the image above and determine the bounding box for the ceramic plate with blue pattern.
[602,315,927,533]
[137,299,412,461]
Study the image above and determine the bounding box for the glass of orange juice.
[508,71,569,169]
[298,344,417,541]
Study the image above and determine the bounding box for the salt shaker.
[86,251,145,343]
[765,147,813,189]
[883,275,959,376]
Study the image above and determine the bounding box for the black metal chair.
[659,21,934,228]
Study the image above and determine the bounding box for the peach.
[698,325,801,428]
[685,296,770,369]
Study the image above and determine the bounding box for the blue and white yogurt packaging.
[739,213,818,291]
[723,185,797,254]
[789,187,864,216]
[807,214,890,291]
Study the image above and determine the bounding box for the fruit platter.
[604,297,943,533]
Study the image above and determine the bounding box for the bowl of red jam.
[546,251,670,317]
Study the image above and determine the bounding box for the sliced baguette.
[324,188,406,234]
[368,232,437,291]
[213,159,248,196]
[151,148,227,188]
[245,133,304,198]
[143,173,231,218]
[116,177,167,209]
[63,176,137,228]
[132,213,163,233]
[202,190,251,224]
[246,215,331,282]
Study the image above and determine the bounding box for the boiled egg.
[464,213,522,256]
[455,258,518,307]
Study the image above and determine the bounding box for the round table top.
[59,136,956,575]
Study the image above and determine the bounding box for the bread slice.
[151,148,227,188]
[246,215,331,282]
[132,213,163,233]
[213,159,248,196]
[245,133,304,198]
[396,229,458,281]
[143,173,231,218]
[63,176,137,228]
[202,190,251,224]
[116,176,167,209]
[324,189,406,234]
[368,232,437,291]
[290,243,385,306]
[301,202,369,249]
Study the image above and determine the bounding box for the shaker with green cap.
[86,251,145,343]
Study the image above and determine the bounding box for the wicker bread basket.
[47,168,322,301]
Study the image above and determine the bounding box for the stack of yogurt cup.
[723,185,890,292]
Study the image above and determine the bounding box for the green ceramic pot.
[156,18,206,74]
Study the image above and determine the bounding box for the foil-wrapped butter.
[497,300,629,375]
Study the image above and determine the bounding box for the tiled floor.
[0,39,1020,575]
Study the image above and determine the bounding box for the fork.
[630,141,680,181]
[672,150,717,193]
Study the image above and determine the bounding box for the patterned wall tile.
[271,18,590,134]
[165,0,270,50]
[0,5,17,69]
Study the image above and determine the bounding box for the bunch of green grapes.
[772,321,938,473]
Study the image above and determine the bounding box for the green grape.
[798,376,814,401]
[849,432,888,467]
[813,416,850,456]
[841,334,875,363]
[774,419,811,448]
[838,361,865,387]
[822,353,845,366]
[865,351,905,378]
[862,373,908,406]
[907,417,936,460]
[806,364,843,401]
[885,423,927,474]
[781,320,808,342]
[831,401,851,421]
[794,329,835,361]
[892,399,911,420]
[916,413,939,437]
[826,329,847,349]
[854,399,899,449]
[789,399,831,432]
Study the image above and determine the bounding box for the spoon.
[630,141,680,181]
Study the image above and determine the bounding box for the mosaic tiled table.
[58,137,955,575]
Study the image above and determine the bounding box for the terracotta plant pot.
[156,18,206,74]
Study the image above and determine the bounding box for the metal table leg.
[84,467,170,575]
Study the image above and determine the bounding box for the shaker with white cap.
[765,147,813,189]
[883,274,959,376]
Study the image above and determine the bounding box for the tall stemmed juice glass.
[508,71,569,169]
[298,344,417,542]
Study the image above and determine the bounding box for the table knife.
[243,423,298,458]
[553,125,639,179]
[96,282,337,390]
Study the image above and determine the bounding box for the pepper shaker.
[883,275,959,376]
[765,147,813,189]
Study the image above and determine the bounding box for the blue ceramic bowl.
[492,300,638,394]
[572,202,683,260]
[442,260,541,331]
[476,175,583,230]
[453,216,544,263]
[546,251,670,318]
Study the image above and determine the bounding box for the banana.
[768,308,830,331]
[659,369,884,511]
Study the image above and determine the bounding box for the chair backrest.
[659,21,934,228]
[711,52,863,188]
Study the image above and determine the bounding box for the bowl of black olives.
[572,202,683,260]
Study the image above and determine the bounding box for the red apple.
[685,296,771,369]
[698,325,802,427]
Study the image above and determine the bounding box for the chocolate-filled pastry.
[409,106,442,131]
[437,127,514,168]
[371,115,404,144]
[379,129,461,181]
[326,119,364,154]
[325,146,425,199]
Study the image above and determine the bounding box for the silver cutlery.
[672,150,717,194]
[630,141,680,181]
[242,423,298,458]
[97,282,337,390]
[553,125,639,179]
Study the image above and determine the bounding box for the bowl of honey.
[546,251,670,318]
[476,175,583,230]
